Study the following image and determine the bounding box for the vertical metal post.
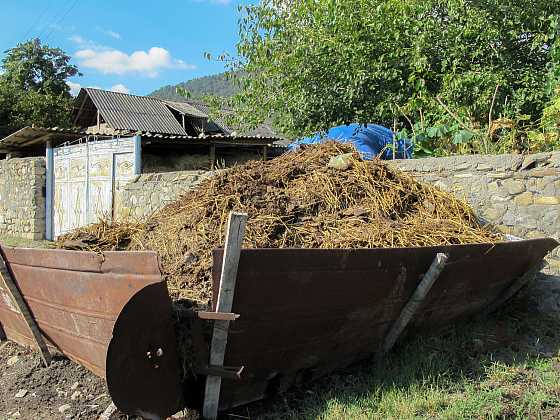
[133,135,142,175]
[45,140,54,241]
[85,137,91,225]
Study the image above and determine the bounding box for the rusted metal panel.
[211,238,558,410]
[0,246,183,419]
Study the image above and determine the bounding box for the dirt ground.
[0,340,123,419]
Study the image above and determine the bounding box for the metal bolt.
[146,351,152,359]
[156,348,164,357]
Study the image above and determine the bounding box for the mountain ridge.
[148,72,238,100]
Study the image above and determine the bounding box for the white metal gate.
[52,137,138,238]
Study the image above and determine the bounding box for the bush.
[229,0,560,153]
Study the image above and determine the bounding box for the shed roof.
[76,88,187,135]
[0,126,285,152]
[163,100,208,119]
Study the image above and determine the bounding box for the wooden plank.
[197,311,240,321]
[98,402,117,420]
[0,249,52,367]
[382,252,448,355]
[202,212,248,420]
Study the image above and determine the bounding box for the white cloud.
[97,27,121,40]
[69,35,107,51]
[110,83,130,94]
[67,81,119,96]
[75,47,195,77]
[67,81,82,96]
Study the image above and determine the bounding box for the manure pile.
[58,142,499,305]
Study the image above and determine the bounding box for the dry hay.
[58,142,499,305]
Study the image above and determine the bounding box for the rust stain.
[0,246,183,419]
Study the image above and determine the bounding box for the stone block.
[534,196,560,205]
[526,230,548,239]
[488,172,511,179]
[514,192,534,206]
[496,225,514,234]
[530,168,560,178]
[502,179,525,195]
[482,205,507,221]
[476,164,493,171]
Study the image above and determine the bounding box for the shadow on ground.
[226,272,560,419]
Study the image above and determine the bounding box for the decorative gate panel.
[53,137,137,238]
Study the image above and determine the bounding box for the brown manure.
[57,142,499,305]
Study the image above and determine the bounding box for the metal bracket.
[197,365,244,381]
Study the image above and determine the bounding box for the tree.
[229,0,560,139]
[0,38,80,135]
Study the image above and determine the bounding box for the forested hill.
[148,72,238,100]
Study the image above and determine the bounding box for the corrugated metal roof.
[0,126,84,150]
[163,101,208,119]
[170,99,282,139]
[0,126,286,150]
[179,99,234,134]
[85,88,187,135]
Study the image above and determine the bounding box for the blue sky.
[0,0,254,96]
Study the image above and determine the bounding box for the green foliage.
[149,72,239,101]
[0,38,79,135]
[230,0,560,153]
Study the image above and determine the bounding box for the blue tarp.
[288,123,412,160]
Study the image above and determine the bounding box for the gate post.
[133,135,142,175]
[45,140,54,241]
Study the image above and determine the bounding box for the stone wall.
[390,152,560,270]
[0,158,46,240]
[116,170,211,220]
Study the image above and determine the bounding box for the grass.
[0,235,53,249]
[231,278,560,419]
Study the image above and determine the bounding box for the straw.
[58,142,499,305]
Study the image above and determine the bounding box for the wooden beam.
[73,94,88,125]
[0,249,52,367]
[98,403,117,420]
[209,144,216,170]
[202,212,248,420]
[382,253,448,355]
[262,145,268,160]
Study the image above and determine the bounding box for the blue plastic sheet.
[289,123,412,160]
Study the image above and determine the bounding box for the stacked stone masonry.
[389,152,560,271]
[116,170,211,220]
[0,152,559,269]
[0,157,46,240]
